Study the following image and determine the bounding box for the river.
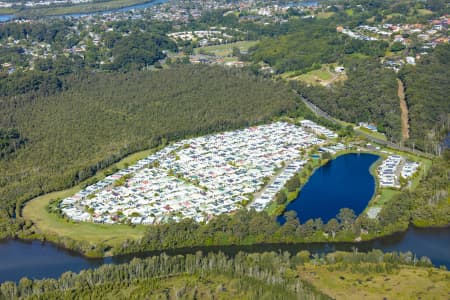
[0,0,168,22]
[0,226,449,283]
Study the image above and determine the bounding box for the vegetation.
[13,0,153,17]
[299,250,449,300]
[293,57,401,141]
[0,251,328,300]
[0,65,305,242]
[250,21,346,74]
[379,152,450,228]
[399,44,450,153]
[0,249,444,300]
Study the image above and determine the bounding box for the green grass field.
[371,189,401,207]
[194,41,259,57]
[317,12,335,19]
[0,7,16,14]
[299,263,450,300]
[283,64,347,86]
[417,8,433,15]
[355,126,388,141]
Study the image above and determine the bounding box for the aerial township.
[60,121,337,224]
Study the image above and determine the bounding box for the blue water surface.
[0,15,14,22]
[279,153,379,224]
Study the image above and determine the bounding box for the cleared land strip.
[397,78,410,142]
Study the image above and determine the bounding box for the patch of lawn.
[194,41,259,57]
[299,263,450,300]
[317,12,335,19]
[417,9,433,15]
[288,64,346,86]
[372,189,401,206]
[355,127,387,141]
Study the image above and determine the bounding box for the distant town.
[2,0,447,76]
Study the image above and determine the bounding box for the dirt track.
[397,79,409,142]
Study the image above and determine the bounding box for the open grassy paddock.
[299,262,450,300]
[283,64,347,86]
[194,41,259,57]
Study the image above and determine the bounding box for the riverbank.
[1,225,449,283]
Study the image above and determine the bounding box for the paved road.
[294,91,435,159]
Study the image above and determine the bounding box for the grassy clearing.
[317,12,335,19]
[299,263,450,300]
[364,147,432,216]
[371,189,401,207]
[22,147,159,248]
[417,8,433,15]
[23,196,146,246]
[194,41,259,57]
[355,126,387,141]
[284,64,347,86]
[0,8,16,14]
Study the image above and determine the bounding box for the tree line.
[399,44,450,153]
[0,251,328,300]
[0,249,435,299]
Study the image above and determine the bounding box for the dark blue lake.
[279,153,379,224]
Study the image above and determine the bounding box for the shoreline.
[2,222,449,260]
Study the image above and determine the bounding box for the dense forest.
[292,57,401,141]
[0,128,26,159]
[0,65,307,239]
[250,21,346,73]
[399,44,450,153]
[0,250,437,300]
